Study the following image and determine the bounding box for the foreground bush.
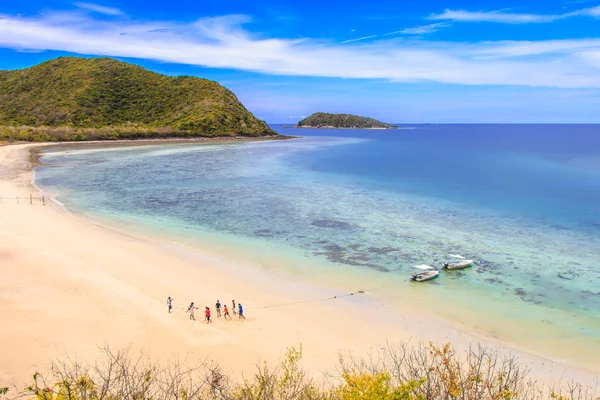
[1,342,597,400]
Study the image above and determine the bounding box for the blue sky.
[2,1,600,123]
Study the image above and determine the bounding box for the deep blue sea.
[35,124,600,363]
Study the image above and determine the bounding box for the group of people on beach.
[166,296,245,323]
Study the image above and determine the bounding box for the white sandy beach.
[0,143,598,391]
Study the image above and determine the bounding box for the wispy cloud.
[430,9,563,23]
[586,5,600,16]
[74,2,124,16]
[1,11,600,88]
[341,23,449,43]
[429,6,600,24]
[393,22,452,35]
[340,35,377,44]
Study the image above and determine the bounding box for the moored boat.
[410,265,440,282]
[442,259,474,270]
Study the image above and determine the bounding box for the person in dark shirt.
[167,296,173,313]
[215,300,222,318]
[238,303,245,319]
[232,300,237,315]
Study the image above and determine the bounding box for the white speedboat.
[442,259,474,270]
[410,265,440,282]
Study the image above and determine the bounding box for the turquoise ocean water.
[35,125,600,365]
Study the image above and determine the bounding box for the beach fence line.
[0,194,46,206]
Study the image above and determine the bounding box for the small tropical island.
[295,112,397,129]
[0,57,279,141]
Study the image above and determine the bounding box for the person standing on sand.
[238,303,245,319]
[215,300,222,318]
[205,307,212,323]
[232,300,237,315]
[223,304,231,320]
[167,296,173,313]
[187,302,198,320]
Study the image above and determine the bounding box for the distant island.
[295,112,397,129]
[0,57,279,141]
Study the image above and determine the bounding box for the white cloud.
[340,35,377,44]
[469,39,600,58]
[393,22,452,35]
[74,2,124,16]
[429,9,563,23]
[340,23,449,43]
[585,5,600,16]
[429,6,600,24]
[1,12,600,88]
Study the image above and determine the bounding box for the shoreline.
[1,142,599,391]
[287,126,397,130]
[26,136,298,167]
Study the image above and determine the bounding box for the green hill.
[0,57,278,141]
[296,112,396,129]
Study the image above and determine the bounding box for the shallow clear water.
[35,125,600,360]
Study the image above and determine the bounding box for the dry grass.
[1,342,598,400]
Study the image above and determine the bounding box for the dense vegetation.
[0,57,278,141]
[1,342,596,400]
[296,113,396,129]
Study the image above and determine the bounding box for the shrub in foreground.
[1,342,597,400]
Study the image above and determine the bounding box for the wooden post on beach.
[30,194,32,205]
[42,196,45,206]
